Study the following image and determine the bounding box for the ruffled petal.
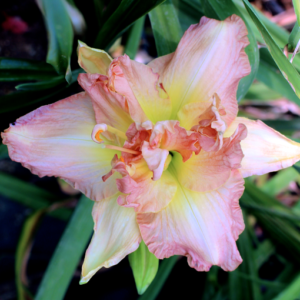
[78,73,133,142]
[109,55,172,123]
[105,158,177,213]
[77,41,112,74]
[173,123,247,192]
[137,169,245,272]
[224,117,300,177]
[160,15,250,125]
[2,92,118,201]
[81,193,141,283]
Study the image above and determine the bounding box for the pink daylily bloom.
[3,15,300,283]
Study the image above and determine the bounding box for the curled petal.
[105,158,177,213]
[192,94,227,152]
[141,142,169,181]
[225,117,300,177]
[1,92,118,201]
[138,169,245,272]
[150,121,199,161]
[77,41,112,74]
[109,55,172,123]
[81,194,141,283]
[160,15,250,124]
[173,123,247,192]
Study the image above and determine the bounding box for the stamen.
[106,125,127,140]
[92,123,127,144]
[95,130,103,143]
[105,145,140,155]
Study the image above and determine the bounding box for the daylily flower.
[3,15,300,284]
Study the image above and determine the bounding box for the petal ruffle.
[105,157,177,213]
[173,123,247,192]
[160,15,250,125]
[1,92,118,201]
[81,193,141,283]
[225,117,300,177]
[137,169,245,272]
[77,41,113,74]
[109,55,172,123]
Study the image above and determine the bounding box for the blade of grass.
[124,16,145,59]
[16,210,45,300]
[16,76,65,91]
[243,0,300,99]
[260,167,299,197]
[229,211,261,300]
[0,171,71,220]
[35,195,93,300]
[273,273,300,300]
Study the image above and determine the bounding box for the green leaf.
[243,81,282,101]
[198,0,259,101]
[241,182,300,263]
[263,119,300,135]
[288,24,300,52]
[243,0,300,99]
[16,76,65,91]
[229,211,261,300]
[124,16,145,59]
[129,240,159,295]
[0,69,81,113]
[273,273,300,300]
[293,0,300,27]
[233,0,289,48]
[39,0,74,76]
[0,57,57,82]
[260,167,299,197]
[173,0,204,32]
[0,70,58,82]
[94,0,166,49]
[0,171,71,220]
[0,57,55,71]
[256,51,300,106]
[149,0,182,56]
[138,256,178,300]
[35,195,93,300]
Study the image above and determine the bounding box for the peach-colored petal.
[81,193,141,284]
[1,92,118,201]
[147,53,174,74]
[109,55,172,123]
[137,169,245,272]
[224,117,300,177]
[77,41,112,74]
[160,15,250,125]
[105,157,177,213]
[173,123,247,192]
